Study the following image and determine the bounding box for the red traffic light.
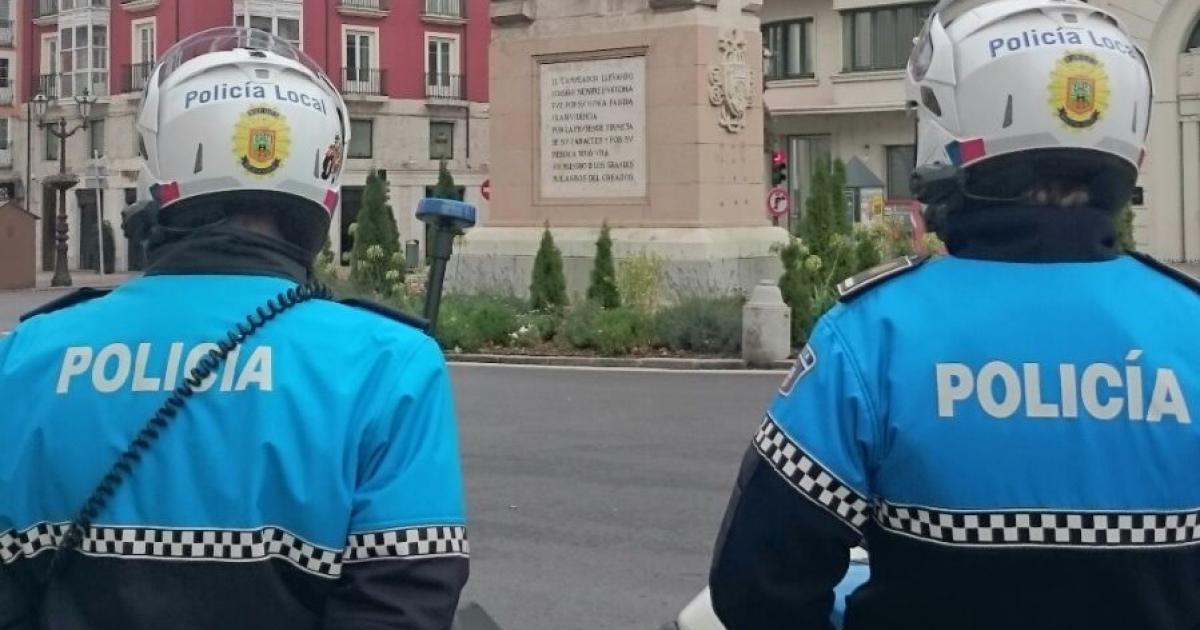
[772,150,787,166]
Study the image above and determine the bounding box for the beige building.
[761,0,1200,260]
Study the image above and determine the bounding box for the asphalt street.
[1,288,783,630]
[0,290,62,331]
[453,365,780,630]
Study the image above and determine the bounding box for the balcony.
[422,0,465,25]
[426,73,465,102]
[0,83,12,106]
[123,62,155,94]
[0,20,13,47]
[338,0,389,18]
[120,0,161,12]
[34,0,58,23]
[35,0,107,22]
[0,149,12,170]
[36,73,110,101]
[37,74,59,100]
[340,68,387,98]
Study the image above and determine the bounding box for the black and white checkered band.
[345,525,468,562]
[1,522,469,577]
[754,415,871,531]
[878,503,1200,549]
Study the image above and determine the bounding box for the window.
[89,118,105,159]
[425,0,463,18]
[0,119,10,151]
[344,30,375,87]
[348,119,373,159]
[60,23,108,97]
[886,145,916,200]
[430,121,454,160]
[235,11,301,49]
[426,36,458,96]
[133,20,155,64]
[763,20,814,80]
[1188,21,1200,51]
[0,58,9,89]
[843,3,933,72]
[786,134,832,233]
[45,127,59,162]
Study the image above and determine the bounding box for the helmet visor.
[153,26,331,89]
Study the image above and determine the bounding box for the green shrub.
[516,309,561,346]
[530,223,568,311]
[653,297,743,355]
[617,252,666,313]
[1117,204,1136,252]
[587,221,621,308]
[432,159,458,200]
[350,171,401,293]
[562,301,650,355]
[853,223,882,272]
[778,239,835,343]
[435,295,520,353]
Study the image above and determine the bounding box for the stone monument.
[449,0,787,298]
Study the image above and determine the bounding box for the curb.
[447,353,794,371]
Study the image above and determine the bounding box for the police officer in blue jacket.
[0,28,467,629]
[709,1,1200,629]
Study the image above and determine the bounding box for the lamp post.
[35,89,96,288]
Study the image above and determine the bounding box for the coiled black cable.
[48,282,331,577]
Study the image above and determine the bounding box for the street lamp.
[35,89,97,287]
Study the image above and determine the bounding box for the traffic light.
[771,150,788,187]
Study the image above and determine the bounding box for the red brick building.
[16,0,489,273]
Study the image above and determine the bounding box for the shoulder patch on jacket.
[1130,252,1200,295]
[19,287,111,323]
[339,298,430,333]
[837,255,930,303]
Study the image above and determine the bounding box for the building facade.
[0,0,24,204]
[761,0,1200,260]
[16,0,489,274]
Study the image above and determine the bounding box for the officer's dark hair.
[154,191,330,258]
[965,148,1137,213]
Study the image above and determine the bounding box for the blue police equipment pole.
[417,198,477,334]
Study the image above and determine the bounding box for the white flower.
[385,270,401,281]
[804,255,823,273]
[366,245,385,260]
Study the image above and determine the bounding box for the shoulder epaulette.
[836,255,931,303]
[339,298,430,333]
[19,287,111,323]
[1129,252,1200,295]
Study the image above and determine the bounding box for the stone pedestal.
[742,280,791,367]
[453,0,788,297]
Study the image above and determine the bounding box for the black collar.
[940,205,1120,263]
[144,224,312,283]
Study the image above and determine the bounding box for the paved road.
[453,365,780,630]
[1,289,782,629]
[0,290,63,330]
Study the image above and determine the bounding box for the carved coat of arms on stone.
[708,29,756,133]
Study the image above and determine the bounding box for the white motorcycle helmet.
[906,0,1153,212]
[128,27,349,255]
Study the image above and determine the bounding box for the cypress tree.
[351,170,401,290]
[587,221,620,308]
[432,159,459,200]
[530,222,568,311]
